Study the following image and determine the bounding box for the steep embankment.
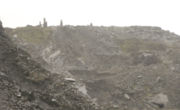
[0,27,99,109]
[7,26,180,110]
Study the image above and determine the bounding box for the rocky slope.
[6,25,180,110]
[0,26,99,109]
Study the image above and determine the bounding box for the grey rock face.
[0,27,100,110]
[6,26,180,110]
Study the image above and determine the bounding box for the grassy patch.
[9,26,53,45]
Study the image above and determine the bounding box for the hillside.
[6,25,180,110]
[0,26,99,110]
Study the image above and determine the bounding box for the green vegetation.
[8,26,53,45]
[117,38,167,53]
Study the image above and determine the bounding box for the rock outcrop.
[0,23,99,110]
[6,25,180,110]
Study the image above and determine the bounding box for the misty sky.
[0,0,180,35]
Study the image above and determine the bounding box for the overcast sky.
[0,0,180,35]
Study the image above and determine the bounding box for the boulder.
[150,93,169,108]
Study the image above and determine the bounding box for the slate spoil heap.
[0,24,99,110]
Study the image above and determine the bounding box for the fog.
[0,0,180,35]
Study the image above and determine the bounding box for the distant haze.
[0,0,180,35]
